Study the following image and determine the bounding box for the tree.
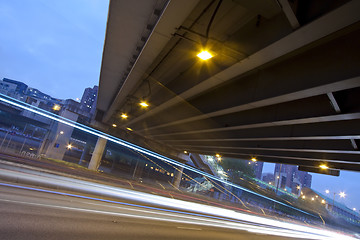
[219,157,256,180]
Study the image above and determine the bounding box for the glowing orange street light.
[197,50,213,60]
[52,104,61,111]
[139,101,149,108]
[319,164,329,169]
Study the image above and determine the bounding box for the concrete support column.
[132,159,145,180]
[173,167,184,188]
[79,140,92,165]
[88,137,107,171]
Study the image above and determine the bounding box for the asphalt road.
[0,184,309,240]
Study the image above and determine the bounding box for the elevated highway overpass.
[95,0,360,173]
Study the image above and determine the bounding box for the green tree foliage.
[219,157,255,178]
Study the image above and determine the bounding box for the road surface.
[0,163,357,240]
[0,183,308,240]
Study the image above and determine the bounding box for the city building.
[62,99,81,114]
[1,77,98,125]
[262,173,274,184]
[297,170,312,188]
[0,80,17,95]
[274,164,312,196]
[252,161,264,180]
[26,87,53,101]
[2,78,28,94]
[80,85,98,116]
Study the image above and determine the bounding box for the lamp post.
[325,190,346,212]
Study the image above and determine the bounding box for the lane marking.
[157,182,166,190]
[127,181,134,189]
[177,226,202,231]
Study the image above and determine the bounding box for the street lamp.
[339,191,346,198]
[139,101,149,108]
[121,113,128,119]
[197,50,213,60]
[52,104,61,111]
[325,190,346,211]
[319,164,329,169]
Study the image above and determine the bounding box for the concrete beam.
[157,119,360,141]
[126,1,360,127]
[350,139,358,150]
[164,135,360,143]
[150,112,360,137]
[278,0,299,29]
[173,144,360,163]
[327,92,341,113]
[102,0,200,122]
[174,145,360,156]
[97,0,161,112]
[173,139,355,151]
[137,74,360,134]
[182,149,360,171]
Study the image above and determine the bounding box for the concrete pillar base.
[88,137,107,171]
[173,167,184,188]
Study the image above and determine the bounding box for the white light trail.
[0,172,357,240]
[0,94,313,216]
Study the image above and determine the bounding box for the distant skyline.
[0,0,108,100]
[262,162,359,211]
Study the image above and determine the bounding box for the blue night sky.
[0,0,359,213]
[0,0,108,100]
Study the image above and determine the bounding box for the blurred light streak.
[0,94,318,216]
[0,182,357,240]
